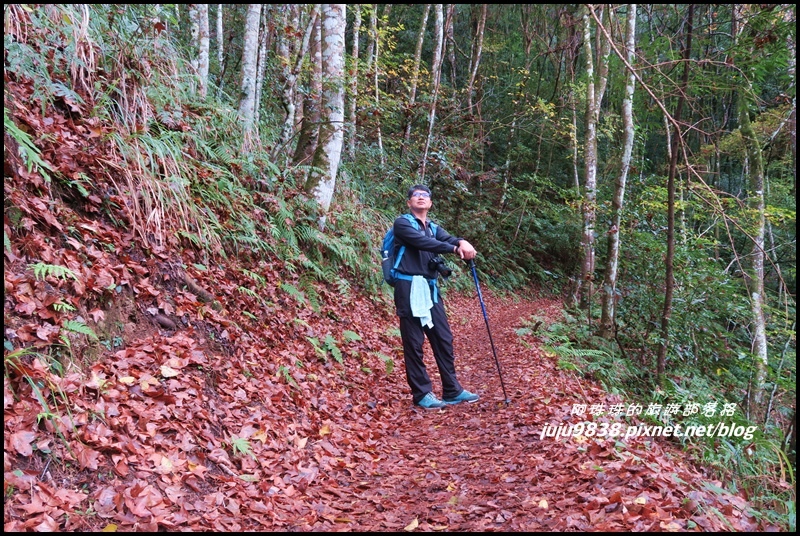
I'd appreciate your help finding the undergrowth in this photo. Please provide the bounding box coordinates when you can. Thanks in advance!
[516,310,796,530]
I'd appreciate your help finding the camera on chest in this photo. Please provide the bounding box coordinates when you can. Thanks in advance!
[428,256,452,278]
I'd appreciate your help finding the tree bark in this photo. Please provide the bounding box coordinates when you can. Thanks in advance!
[734,4,769,417]
[347,4,361,160]
[444,4,457,85]
[600,5,637,339]
[465,4,487,116]
[293,10,323,168]
[656,4,693,385]
[273,5,318,163]
[402,4,431,148]
[578,6,605,311]
[420,4,444,181]
[254,6,269,125]
[238,4,262,138]
[188,4,209,97]
[304,4,347,231]
[364,5,377,73]
[216,4,223,69]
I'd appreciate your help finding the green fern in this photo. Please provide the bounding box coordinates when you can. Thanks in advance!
[30,262,79,282]
[230,436,256,460]
[547,343,610,361]
[306,336,328,362]
[277,365,297,387]
[280,282,306,305]
[323,334,343,364]
[236,286,260,300]
[62,319,98,341]
[241,268,266,287]
[298,276,322,312]
[4,109,53,182]
[52,301,76,312]
[293,318,311,329]
[335,277,352,295]
[343,330,362,343]
[374,352,395,375]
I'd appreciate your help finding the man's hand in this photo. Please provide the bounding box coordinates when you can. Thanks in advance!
[457,240,477,260]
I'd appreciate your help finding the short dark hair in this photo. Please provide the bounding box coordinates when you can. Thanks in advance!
[407,184,431,199]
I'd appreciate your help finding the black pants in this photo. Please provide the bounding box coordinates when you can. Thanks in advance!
[399,297,463,404]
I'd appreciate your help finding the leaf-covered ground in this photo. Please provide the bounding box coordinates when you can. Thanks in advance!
[4,231,765,532]
[3,74,773,532]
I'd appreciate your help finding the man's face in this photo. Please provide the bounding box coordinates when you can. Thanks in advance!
[407,190,432,210]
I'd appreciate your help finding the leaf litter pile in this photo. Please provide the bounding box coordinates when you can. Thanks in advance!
[4,79,770,531]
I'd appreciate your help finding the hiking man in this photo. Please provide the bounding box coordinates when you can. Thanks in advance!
[391,184,481,409]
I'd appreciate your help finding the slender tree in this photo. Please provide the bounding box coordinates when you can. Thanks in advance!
[293,10,323,167]
[444,4,457,85]
[304,4,347,230]
[188,4,209,97]
[465,4,487,116]
[273,5,318,163]
[347,4,361,160]
[578,5,610,311]
[216,4,223,69]
[364,5,377,73]
[371,5,386,167]
[600,5,637,338]
[420,4,444,181]
[238,4,262,138]
[215,4,225,95]
[402,4,431,148]
[734,5,769,417]
[254,6,269,125]
[656,4,694,385]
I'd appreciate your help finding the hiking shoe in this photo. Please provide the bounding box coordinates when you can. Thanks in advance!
[415,392,447,410]
[443,390,480,405]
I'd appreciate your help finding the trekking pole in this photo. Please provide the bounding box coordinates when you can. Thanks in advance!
[467,259,510,405]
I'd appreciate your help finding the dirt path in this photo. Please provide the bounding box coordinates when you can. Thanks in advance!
[4,287,761,532]
[294,290,758,531]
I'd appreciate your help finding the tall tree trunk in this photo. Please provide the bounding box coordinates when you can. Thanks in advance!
[293,10,323,167]
[215,4,224,95]
[402,4,431,149]
[347,4,361,160]
[304,4,347,231]
[740,102,768,416]
[656,4,694,385]
[238,4,262,140]
[216,4,224,69]
[188,5,209,97]
[444,4,457,85]
[254,7,268,125]
[465,4,487,116]
[372,7,385,167]
[420,4,444,181]
[600,4,637,339]
[734,5,769,417]
[364,5,377,73]
[197,4,209,97]
[580,4,602,311]
[273,5,318,163]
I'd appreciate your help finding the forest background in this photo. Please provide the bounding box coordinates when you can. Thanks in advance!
[3,3,796,531]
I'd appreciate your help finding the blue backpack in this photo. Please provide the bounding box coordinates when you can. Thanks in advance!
[381,214,438,286]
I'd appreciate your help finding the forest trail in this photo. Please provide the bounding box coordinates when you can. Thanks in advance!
[4,277,764,532]
[270,291,760,532]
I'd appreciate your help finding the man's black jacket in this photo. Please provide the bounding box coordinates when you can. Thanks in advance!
[392,213,462,281]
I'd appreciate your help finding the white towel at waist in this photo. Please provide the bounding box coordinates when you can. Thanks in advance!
[410,275,433,328]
